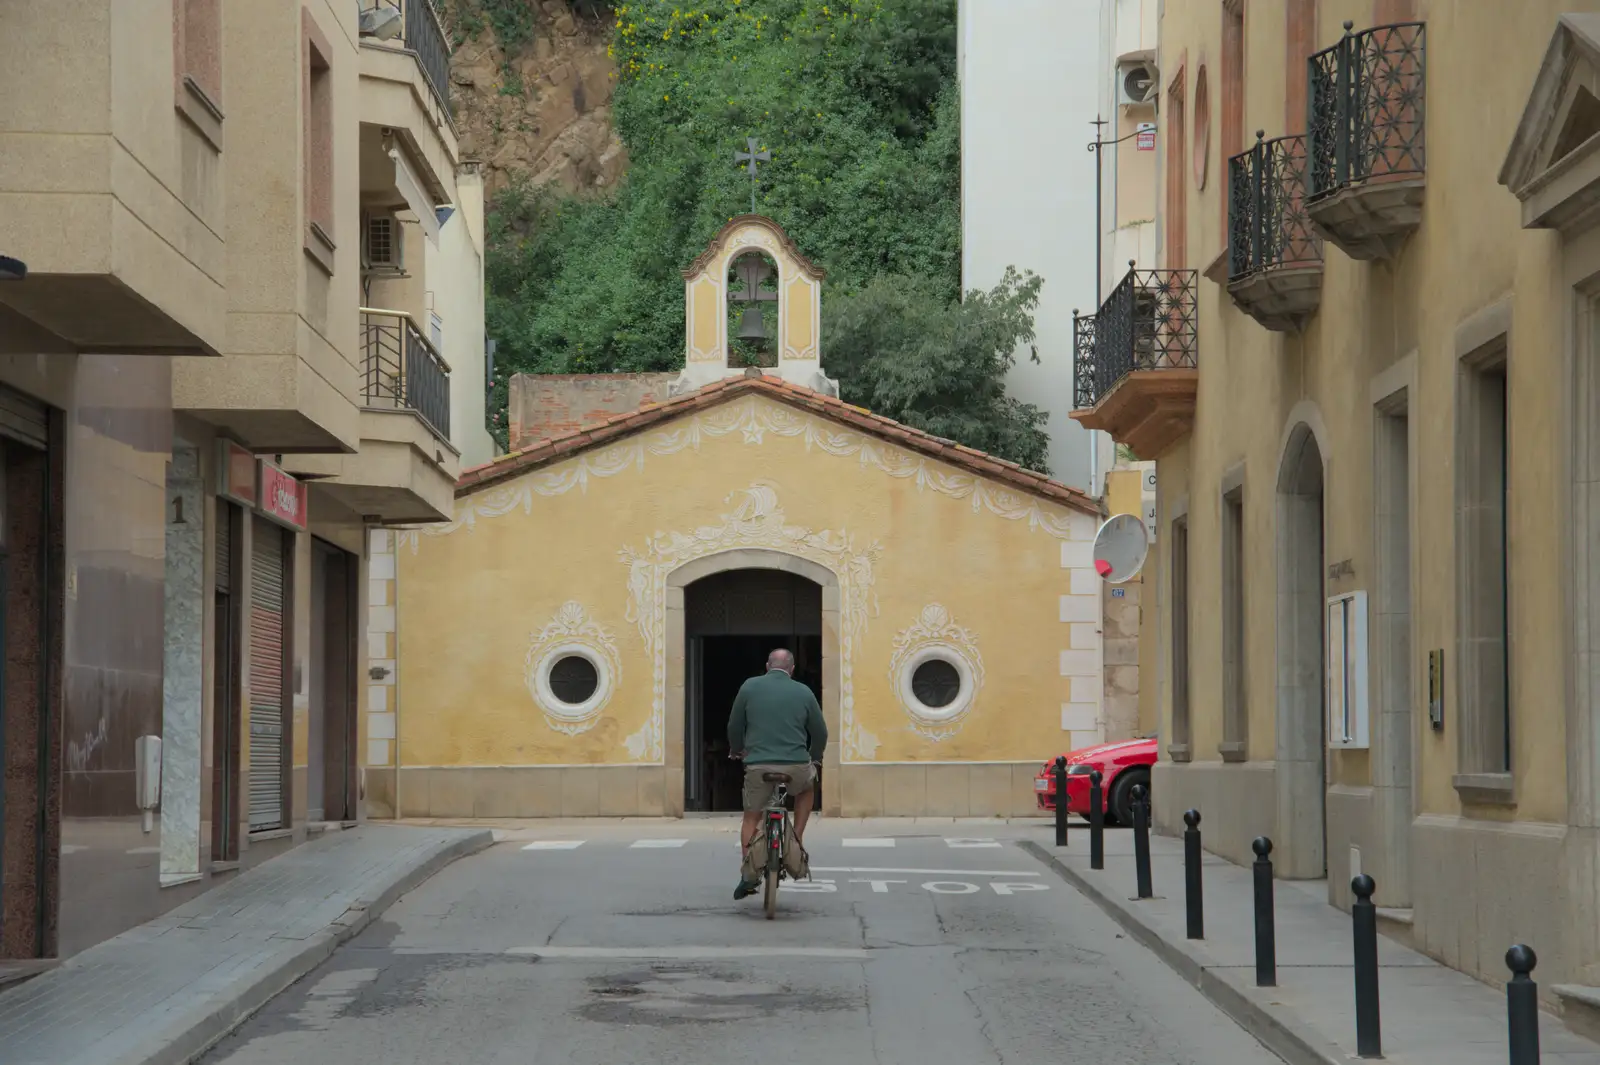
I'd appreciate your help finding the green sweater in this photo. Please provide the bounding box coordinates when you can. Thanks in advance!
[727,670,827,766]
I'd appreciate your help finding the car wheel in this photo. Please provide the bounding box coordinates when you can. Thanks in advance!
[1109,770,1149,827]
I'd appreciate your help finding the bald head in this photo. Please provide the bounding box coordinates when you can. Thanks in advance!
[766,648,795,674]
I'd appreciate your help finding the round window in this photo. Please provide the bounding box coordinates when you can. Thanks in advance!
[911,659,962,710]
[548,654,599,706]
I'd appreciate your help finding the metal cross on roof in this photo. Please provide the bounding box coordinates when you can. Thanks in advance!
[734,136,771,214]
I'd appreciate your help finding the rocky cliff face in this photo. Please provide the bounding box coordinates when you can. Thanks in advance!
[443,1,624,196]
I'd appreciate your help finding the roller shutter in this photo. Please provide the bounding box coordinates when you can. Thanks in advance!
[248,517,289,831]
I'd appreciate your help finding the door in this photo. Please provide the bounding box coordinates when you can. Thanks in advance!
[685,636,704,811]
[0,388,55,959]
[248,517,290,833]
[311,540,357,823]
[211,501,243,861]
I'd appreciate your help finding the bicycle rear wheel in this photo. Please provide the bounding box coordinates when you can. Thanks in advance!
[762,867,778,919]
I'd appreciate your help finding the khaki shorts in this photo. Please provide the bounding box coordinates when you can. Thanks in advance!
[742,763,816,811]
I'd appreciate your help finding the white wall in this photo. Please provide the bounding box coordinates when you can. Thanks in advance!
[424,167,495,469]
[959,0,1101,492]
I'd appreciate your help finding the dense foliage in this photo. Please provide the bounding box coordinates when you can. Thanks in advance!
[480,0,1049,469]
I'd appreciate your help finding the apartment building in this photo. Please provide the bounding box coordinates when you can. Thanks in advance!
[0,0,485,961]
[1071,0,1600,1021]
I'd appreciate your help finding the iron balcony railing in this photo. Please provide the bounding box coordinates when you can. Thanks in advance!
[1073,266,1199,410]
[360,308,452,440]
[366,1,453,116]
[1229,132,1323,281]
[1307,21,1426,200]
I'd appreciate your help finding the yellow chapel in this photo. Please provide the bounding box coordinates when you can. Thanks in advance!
[372,216,1111,819]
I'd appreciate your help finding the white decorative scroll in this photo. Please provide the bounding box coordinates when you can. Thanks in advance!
[887,604,986,742]
[397,396,1082,553]
[524,601,622,737]
[618,482,882,763]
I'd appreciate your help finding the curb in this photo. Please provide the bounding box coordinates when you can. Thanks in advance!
[122,828,494,1065]
[1019,839,1345,1065]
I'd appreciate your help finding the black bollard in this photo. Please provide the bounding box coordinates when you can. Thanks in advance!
[1351,874,1382,1058]
[1506,945,1540,1065]
[1182,809,1203,939]
[1053,756,1069,847]
[1088,769,1105,870]
[1252,837,1276,987]
[1131,783,1153,898]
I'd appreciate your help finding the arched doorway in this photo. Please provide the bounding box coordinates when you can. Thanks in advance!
[1276,420,1328,878]
[682,568,823,812]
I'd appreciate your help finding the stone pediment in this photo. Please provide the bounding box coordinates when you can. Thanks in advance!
[1499,14,1600,234]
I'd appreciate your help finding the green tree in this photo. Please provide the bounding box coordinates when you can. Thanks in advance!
[825,267,1050,471]
[476,0,1048,469]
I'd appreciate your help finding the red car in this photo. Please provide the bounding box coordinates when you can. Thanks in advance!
[1034,736,1156,826]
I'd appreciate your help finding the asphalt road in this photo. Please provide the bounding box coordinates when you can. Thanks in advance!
[199,819,1285,1065]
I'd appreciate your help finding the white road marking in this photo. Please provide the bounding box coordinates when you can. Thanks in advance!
[991,882,1050,895]
[922,881,981,894]
[849,878,907,893]
[812,866,1040,878]
[125,846,161,855]
[945,838,1001,849]
[783,879,838,893]
[505,945,869,959]
[629,839,688,848]
[842,838,896,848]
[522,840,586,851]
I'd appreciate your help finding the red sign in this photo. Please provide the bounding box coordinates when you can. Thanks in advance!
[218,440,256,506]
[1136,125,1156,151]
[257,459,308,531]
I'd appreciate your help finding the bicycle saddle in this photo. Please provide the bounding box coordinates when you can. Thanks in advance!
[761,772,792,783]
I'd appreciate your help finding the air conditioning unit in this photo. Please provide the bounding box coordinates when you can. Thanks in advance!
[1117,61,1159,107]
[361,212,404,275]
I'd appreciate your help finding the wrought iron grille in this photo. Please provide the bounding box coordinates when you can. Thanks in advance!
[404,0,453,116]
[1229,133,1323,280]
[1075,267,1199,410]
[1308,21,1425,199]
[361,309,453,440]
[1073,311,1098,410]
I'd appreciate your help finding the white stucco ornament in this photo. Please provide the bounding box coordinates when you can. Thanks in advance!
[404,396,1089,551]
[524,601,621,736]
[619,480,883,763]
[888,604,985,741]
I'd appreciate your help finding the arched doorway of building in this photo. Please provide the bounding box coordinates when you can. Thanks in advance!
[683,569,823,813]
[1276,421,1329,878]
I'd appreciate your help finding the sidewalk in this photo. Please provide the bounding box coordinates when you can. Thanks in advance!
[0,823,492,1065]
[1022,833,1600,1065]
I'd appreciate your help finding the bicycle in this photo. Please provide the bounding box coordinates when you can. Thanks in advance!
[756,770,796,920]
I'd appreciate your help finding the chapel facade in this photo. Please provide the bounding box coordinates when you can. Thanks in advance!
[372,217,1111,819]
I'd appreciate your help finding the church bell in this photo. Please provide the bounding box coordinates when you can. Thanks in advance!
[736,304,767,344]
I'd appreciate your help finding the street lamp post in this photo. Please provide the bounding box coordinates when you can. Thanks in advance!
[1087,116,1150,306]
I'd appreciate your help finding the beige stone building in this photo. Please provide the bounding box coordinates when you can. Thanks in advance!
[0,0,485,962]
[1072,0,1600,1023]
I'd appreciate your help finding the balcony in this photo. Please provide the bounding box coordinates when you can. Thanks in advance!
[1306,21,1426,261]
[285,309,458,523]
[1069,266,1199,460]
[359,1,457,241]
[1227,132,1324,332]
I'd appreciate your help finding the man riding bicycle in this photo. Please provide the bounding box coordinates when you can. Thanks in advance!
[727,648,827,900]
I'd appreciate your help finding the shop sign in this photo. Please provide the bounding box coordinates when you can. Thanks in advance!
[217,440,256,506]
[257,459,308,531]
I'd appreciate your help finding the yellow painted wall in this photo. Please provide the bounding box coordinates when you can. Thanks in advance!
[1153,0,1570,823]
[397,394,1099,768]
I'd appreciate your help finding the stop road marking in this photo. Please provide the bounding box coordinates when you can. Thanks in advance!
[778,878,1051,897]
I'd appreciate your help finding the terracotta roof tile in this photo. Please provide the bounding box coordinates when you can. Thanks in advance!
[460,374,1101,516]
